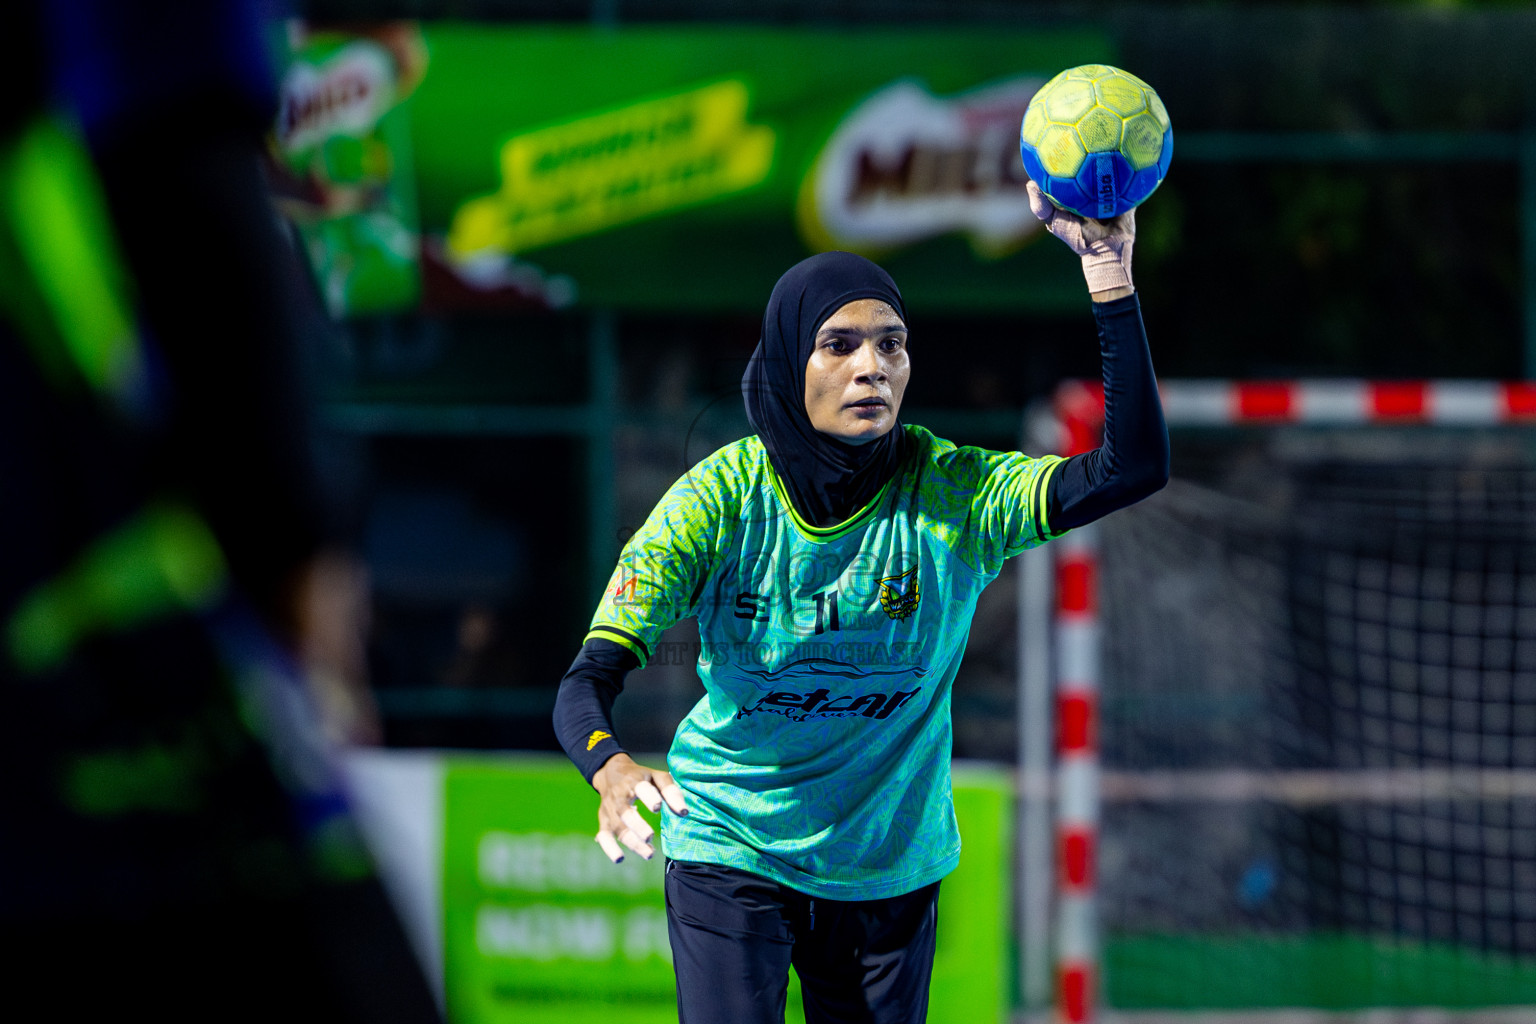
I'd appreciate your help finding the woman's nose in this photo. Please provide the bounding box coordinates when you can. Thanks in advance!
[851,341,886,380]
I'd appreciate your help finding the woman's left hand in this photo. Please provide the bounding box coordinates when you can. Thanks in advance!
[591,752,689,863]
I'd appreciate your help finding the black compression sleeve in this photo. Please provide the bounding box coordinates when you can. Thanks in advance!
[1047,294,1170,532]
[553,638,639,784]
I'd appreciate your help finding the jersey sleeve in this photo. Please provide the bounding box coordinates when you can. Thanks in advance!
[585,457,733,665]
[918,432,1067,577]
[969,449,1068,569]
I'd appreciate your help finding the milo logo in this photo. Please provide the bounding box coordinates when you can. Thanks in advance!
[277,41,396,154]
[800,77,1047,256]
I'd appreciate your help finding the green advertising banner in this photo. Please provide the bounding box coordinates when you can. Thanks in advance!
[272,24,426,317]
[441,754,1013,1024]
[406,25,1115,313]
[442,757,673,1024]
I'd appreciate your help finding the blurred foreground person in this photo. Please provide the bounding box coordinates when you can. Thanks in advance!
[0,2,437,1019]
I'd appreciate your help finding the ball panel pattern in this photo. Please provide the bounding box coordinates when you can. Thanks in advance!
[1043,76,1096,123]
[1075,107,1124,154]
[1121,112,1165,170]
[1036,123,1087,179]
[1093,74,1146,117]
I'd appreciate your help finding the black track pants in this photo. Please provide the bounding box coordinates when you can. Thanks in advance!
[665,858,940,1024]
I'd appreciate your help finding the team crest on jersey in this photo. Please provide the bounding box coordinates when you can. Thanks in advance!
[878,565,920,620]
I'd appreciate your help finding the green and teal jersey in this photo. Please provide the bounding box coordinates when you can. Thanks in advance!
[587,424,1065,900]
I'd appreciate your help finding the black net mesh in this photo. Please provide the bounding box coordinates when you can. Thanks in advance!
[1097,427,1536,958]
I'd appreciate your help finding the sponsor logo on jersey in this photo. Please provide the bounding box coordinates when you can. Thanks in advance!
[734,655,927,692]
[878,565,920,620]
[736,685,923,722]
[733,589,771,621]
[586,730,613,751]
[612,572,639,604]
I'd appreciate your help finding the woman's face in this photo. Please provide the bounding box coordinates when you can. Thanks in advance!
[803,298,910,444]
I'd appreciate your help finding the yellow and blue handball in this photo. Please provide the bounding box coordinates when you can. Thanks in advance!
[1019,64,1172,220]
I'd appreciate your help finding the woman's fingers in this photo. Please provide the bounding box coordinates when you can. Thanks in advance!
[619,805,655,858]
[634,779,663,813]
[597,806,651,861]
[640,773,689,816]
[593,764,688,864]
[595,829,626,864]
[657,778,689,816]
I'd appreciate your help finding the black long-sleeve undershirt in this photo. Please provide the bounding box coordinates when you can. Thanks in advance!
[1047,293,1170,530]
[554,293,1169,782]
[554,637,641,783]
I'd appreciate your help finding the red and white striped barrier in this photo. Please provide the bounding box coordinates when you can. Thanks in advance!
[1042,379,1536,1024]
[1157,379,1536,426]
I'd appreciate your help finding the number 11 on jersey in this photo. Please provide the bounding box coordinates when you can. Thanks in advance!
[812,589,840,634]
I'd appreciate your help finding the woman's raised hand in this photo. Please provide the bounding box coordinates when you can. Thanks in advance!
[1027,179,1136,300]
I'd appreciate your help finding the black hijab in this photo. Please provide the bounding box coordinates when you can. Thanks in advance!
[742,251,908,528]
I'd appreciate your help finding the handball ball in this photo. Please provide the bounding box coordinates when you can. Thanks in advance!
[1019,64,1172,220]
